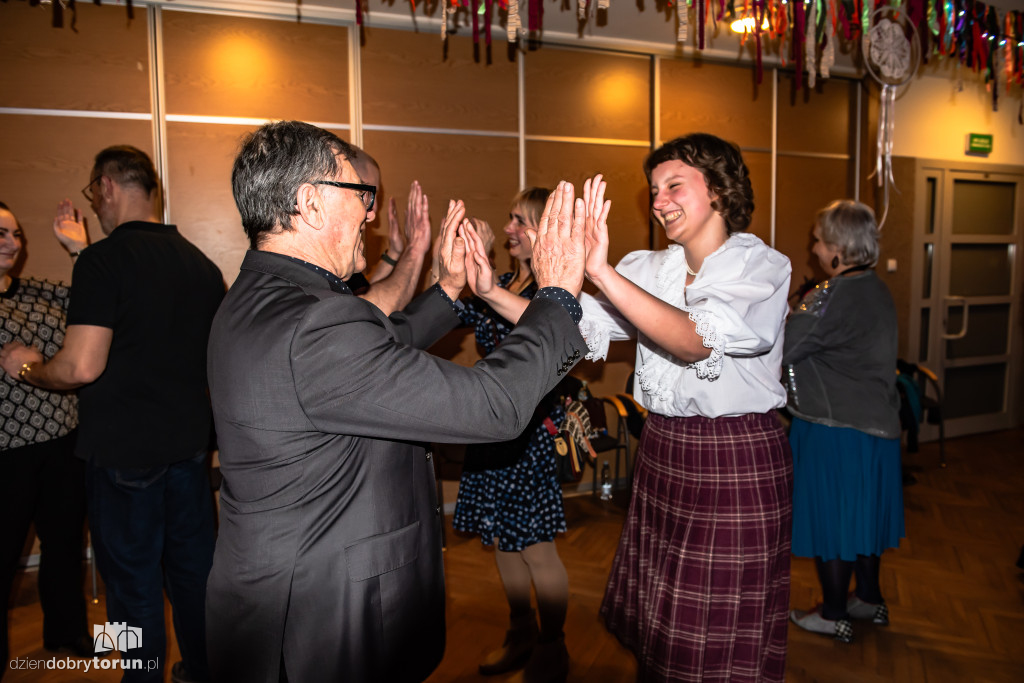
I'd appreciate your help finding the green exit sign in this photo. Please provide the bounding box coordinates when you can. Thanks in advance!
[966,133,993,154]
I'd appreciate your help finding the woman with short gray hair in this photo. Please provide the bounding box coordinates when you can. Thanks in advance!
[815,199,881,268]
[784,199,905,643]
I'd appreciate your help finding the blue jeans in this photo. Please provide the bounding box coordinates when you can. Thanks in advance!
[87,452,215,683]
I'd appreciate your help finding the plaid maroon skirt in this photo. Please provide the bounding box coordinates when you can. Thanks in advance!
[601,412,793,682]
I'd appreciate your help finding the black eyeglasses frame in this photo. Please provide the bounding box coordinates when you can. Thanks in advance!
[311,181,376,210]
[81,176,103,202]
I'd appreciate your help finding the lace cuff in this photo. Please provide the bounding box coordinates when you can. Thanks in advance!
[578,317,610,361]
[685,306,724,380]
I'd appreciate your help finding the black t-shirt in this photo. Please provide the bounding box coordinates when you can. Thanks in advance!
[67,221,225,467]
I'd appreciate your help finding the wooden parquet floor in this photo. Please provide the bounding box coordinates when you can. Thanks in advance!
[6,429,1023,682]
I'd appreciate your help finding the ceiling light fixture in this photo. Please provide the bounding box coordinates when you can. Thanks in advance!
[730,16,770,34]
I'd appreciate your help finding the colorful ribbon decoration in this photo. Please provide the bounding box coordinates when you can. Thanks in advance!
[33,0,1024,103]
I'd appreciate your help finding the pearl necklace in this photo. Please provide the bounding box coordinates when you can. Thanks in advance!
[682,256,697,277]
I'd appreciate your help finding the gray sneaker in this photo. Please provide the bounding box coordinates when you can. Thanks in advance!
[790,608,854,643]
[847,595,889,625]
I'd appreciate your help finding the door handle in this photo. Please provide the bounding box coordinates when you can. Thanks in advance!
[942,296,969,339]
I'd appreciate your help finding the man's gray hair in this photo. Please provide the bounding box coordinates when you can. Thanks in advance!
[232,120,354,249]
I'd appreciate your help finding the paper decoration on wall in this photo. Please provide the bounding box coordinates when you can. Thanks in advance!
[23,0,1024,108]
[863,6,920,230]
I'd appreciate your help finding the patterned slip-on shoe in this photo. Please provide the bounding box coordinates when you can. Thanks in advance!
[847,595,890,625]
[790,608,854,643]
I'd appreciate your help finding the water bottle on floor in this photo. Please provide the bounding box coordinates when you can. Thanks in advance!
[600,461,612,500]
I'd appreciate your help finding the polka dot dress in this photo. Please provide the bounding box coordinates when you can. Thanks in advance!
[452,273,568,552]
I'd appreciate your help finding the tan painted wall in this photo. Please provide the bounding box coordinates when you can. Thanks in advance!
[892,66,1024,166]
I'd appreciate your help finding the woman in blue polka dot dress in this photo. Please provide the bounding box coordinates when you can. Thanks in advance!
[452,187,571,683]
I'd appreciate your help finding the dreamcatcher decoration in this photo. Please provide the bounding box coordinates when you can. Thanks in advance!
[862,7,920,230]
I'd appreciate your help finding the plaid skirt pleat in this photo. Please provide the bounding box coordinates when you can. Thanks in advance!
[600,412,793,683]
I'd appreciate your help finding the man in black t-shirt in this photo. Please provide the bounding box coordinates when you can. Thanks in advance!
[0,146,223,683]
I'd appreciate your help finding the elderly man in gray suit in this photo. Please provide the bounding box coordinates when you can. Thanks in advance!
[205,120,588,683]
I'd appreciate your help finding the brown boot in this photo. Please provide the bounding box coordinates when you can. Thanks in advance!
[508,634,569,683]
[478,610,540,675]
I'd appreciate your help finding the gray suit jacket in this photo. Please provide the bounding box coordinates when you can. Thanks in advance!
[206,251,585,683]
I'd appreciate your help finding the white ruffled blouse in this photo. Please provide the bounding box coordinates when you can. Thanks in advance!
[579,232,792,418]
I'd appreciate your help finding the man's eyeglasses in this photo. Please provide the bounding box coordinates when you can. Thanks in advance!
[81,176,102,202]
[312,181,376,210]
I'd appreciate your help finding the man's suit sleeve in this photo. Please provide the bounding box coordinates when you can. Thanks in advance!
[291,296,585,444]
[384,287,462,351]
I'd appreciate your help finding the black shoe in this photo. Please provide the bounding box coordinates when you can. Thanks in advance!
[45,634,102,658]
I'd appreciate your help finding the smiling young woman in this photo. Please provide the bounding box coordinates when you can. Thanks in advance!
[577,133,794,683]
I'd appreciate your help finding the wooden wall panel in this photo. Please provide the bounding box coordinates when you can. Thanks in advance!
[361,28,517,132]
[361,129,518,371]
[778,77,857,156]
[162,11,349,122]
[525,141,650,269]
[860,87,914,358]
[873,157,916,360]
[0,114,153,283]
[525,141,647,399]
[164,122,269,284]
[0,3,150,112]
[745,151,773,245]
[362,130,518,272]
[524,48,650,141]
[659,59,771,150]
[775,156,853,295]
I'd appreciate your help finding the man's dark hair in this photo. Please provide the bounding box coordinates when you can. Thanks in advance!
[93,145,160,196]
[643,133,754,235]
[232,120,354,249]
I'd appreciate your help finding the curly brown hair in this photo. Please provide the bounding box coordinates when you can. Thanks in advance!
[643,133,754,235]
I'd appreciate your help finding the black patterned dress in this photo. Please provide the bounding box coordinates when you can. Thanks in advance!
[451,273,567,552]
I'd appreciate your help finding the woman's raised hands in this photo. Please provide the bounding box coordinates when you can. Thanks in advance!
[582,174,612,284]
[461,217,497,297]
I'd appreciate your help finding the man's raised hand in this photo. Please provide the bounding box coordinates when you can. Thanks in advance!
[527,182,586,298]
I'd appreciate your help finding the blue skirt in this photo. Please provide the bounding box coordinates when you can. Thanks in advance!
[790,417,905,561]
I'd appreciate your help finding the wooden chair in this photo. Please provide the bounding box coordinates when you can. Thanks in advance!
[587,393,646,495]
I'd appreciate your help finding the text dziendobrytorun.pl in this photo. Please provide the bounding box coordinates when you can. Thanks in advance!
[8,656,159,673]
